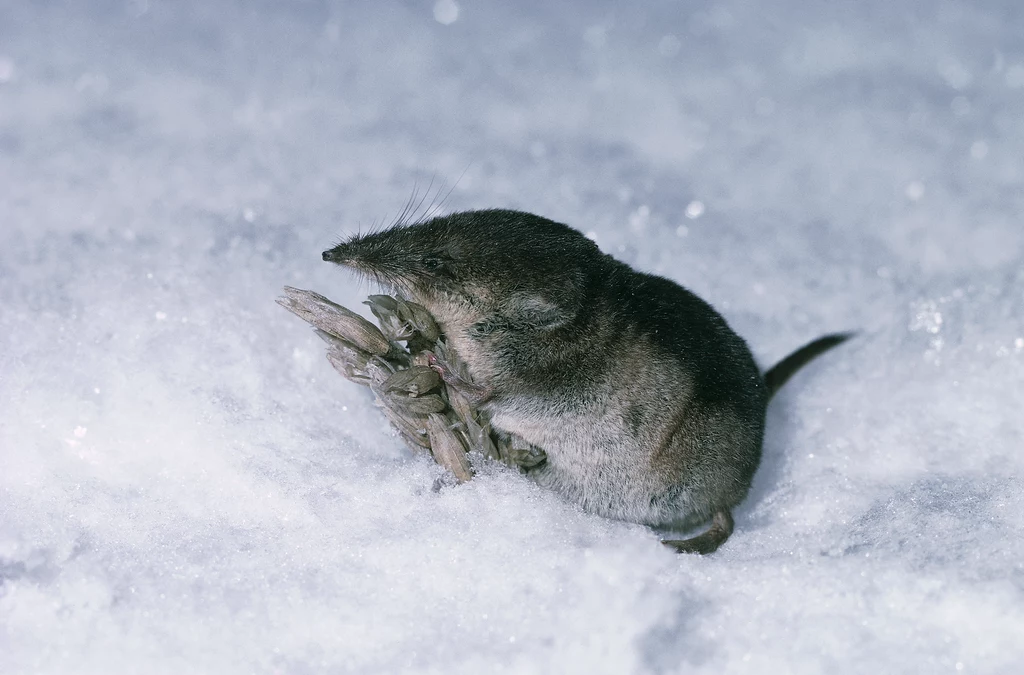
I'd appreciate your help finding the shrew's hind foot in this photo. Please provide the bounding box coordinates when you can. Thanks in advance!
[662,510,734,555]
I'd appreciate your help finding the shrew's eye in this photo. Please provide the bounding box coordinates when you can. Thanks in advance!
[423,257,453,276]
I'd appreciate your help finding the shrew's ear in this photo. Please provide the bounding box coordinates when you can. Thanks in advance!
[509,293,575,330]
[504,267,586,330]
[469,294,571,337]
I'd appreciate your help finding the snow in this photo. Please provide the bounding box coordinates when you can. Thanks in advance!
[2,0,1023,672]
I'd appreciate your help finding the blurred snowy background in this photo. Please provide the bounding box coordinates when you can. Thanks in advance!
[1,0,1023,672]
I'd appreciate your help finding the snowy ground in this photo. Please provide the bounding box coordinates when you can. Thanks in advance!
[2,0,1023,672]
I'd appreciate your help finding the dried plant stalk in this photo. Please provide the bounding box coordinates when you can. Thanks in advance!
[277,286,546,481]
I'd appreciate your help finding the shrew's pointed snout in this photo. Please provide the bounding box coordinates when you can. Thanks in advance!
[322,246,345,263]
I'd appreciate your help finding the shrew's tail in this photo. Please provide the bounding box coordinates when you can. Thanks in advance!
[764,332,854,399]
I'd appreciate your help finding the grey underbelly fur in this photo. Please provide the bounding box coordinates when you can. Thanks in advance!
[491,407,702,526]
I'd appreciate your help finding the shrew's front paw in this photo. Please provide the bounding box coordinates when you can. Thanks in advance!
[426,351,493,407]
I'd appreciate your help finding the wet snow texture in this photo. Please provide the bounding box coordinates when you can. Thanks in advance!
[2,1,1023,673]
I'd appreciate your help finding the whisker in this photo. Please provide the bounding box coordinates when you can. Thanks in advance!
[390,181,419,230]
[420,165,468,223]
[406,173,436,227]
